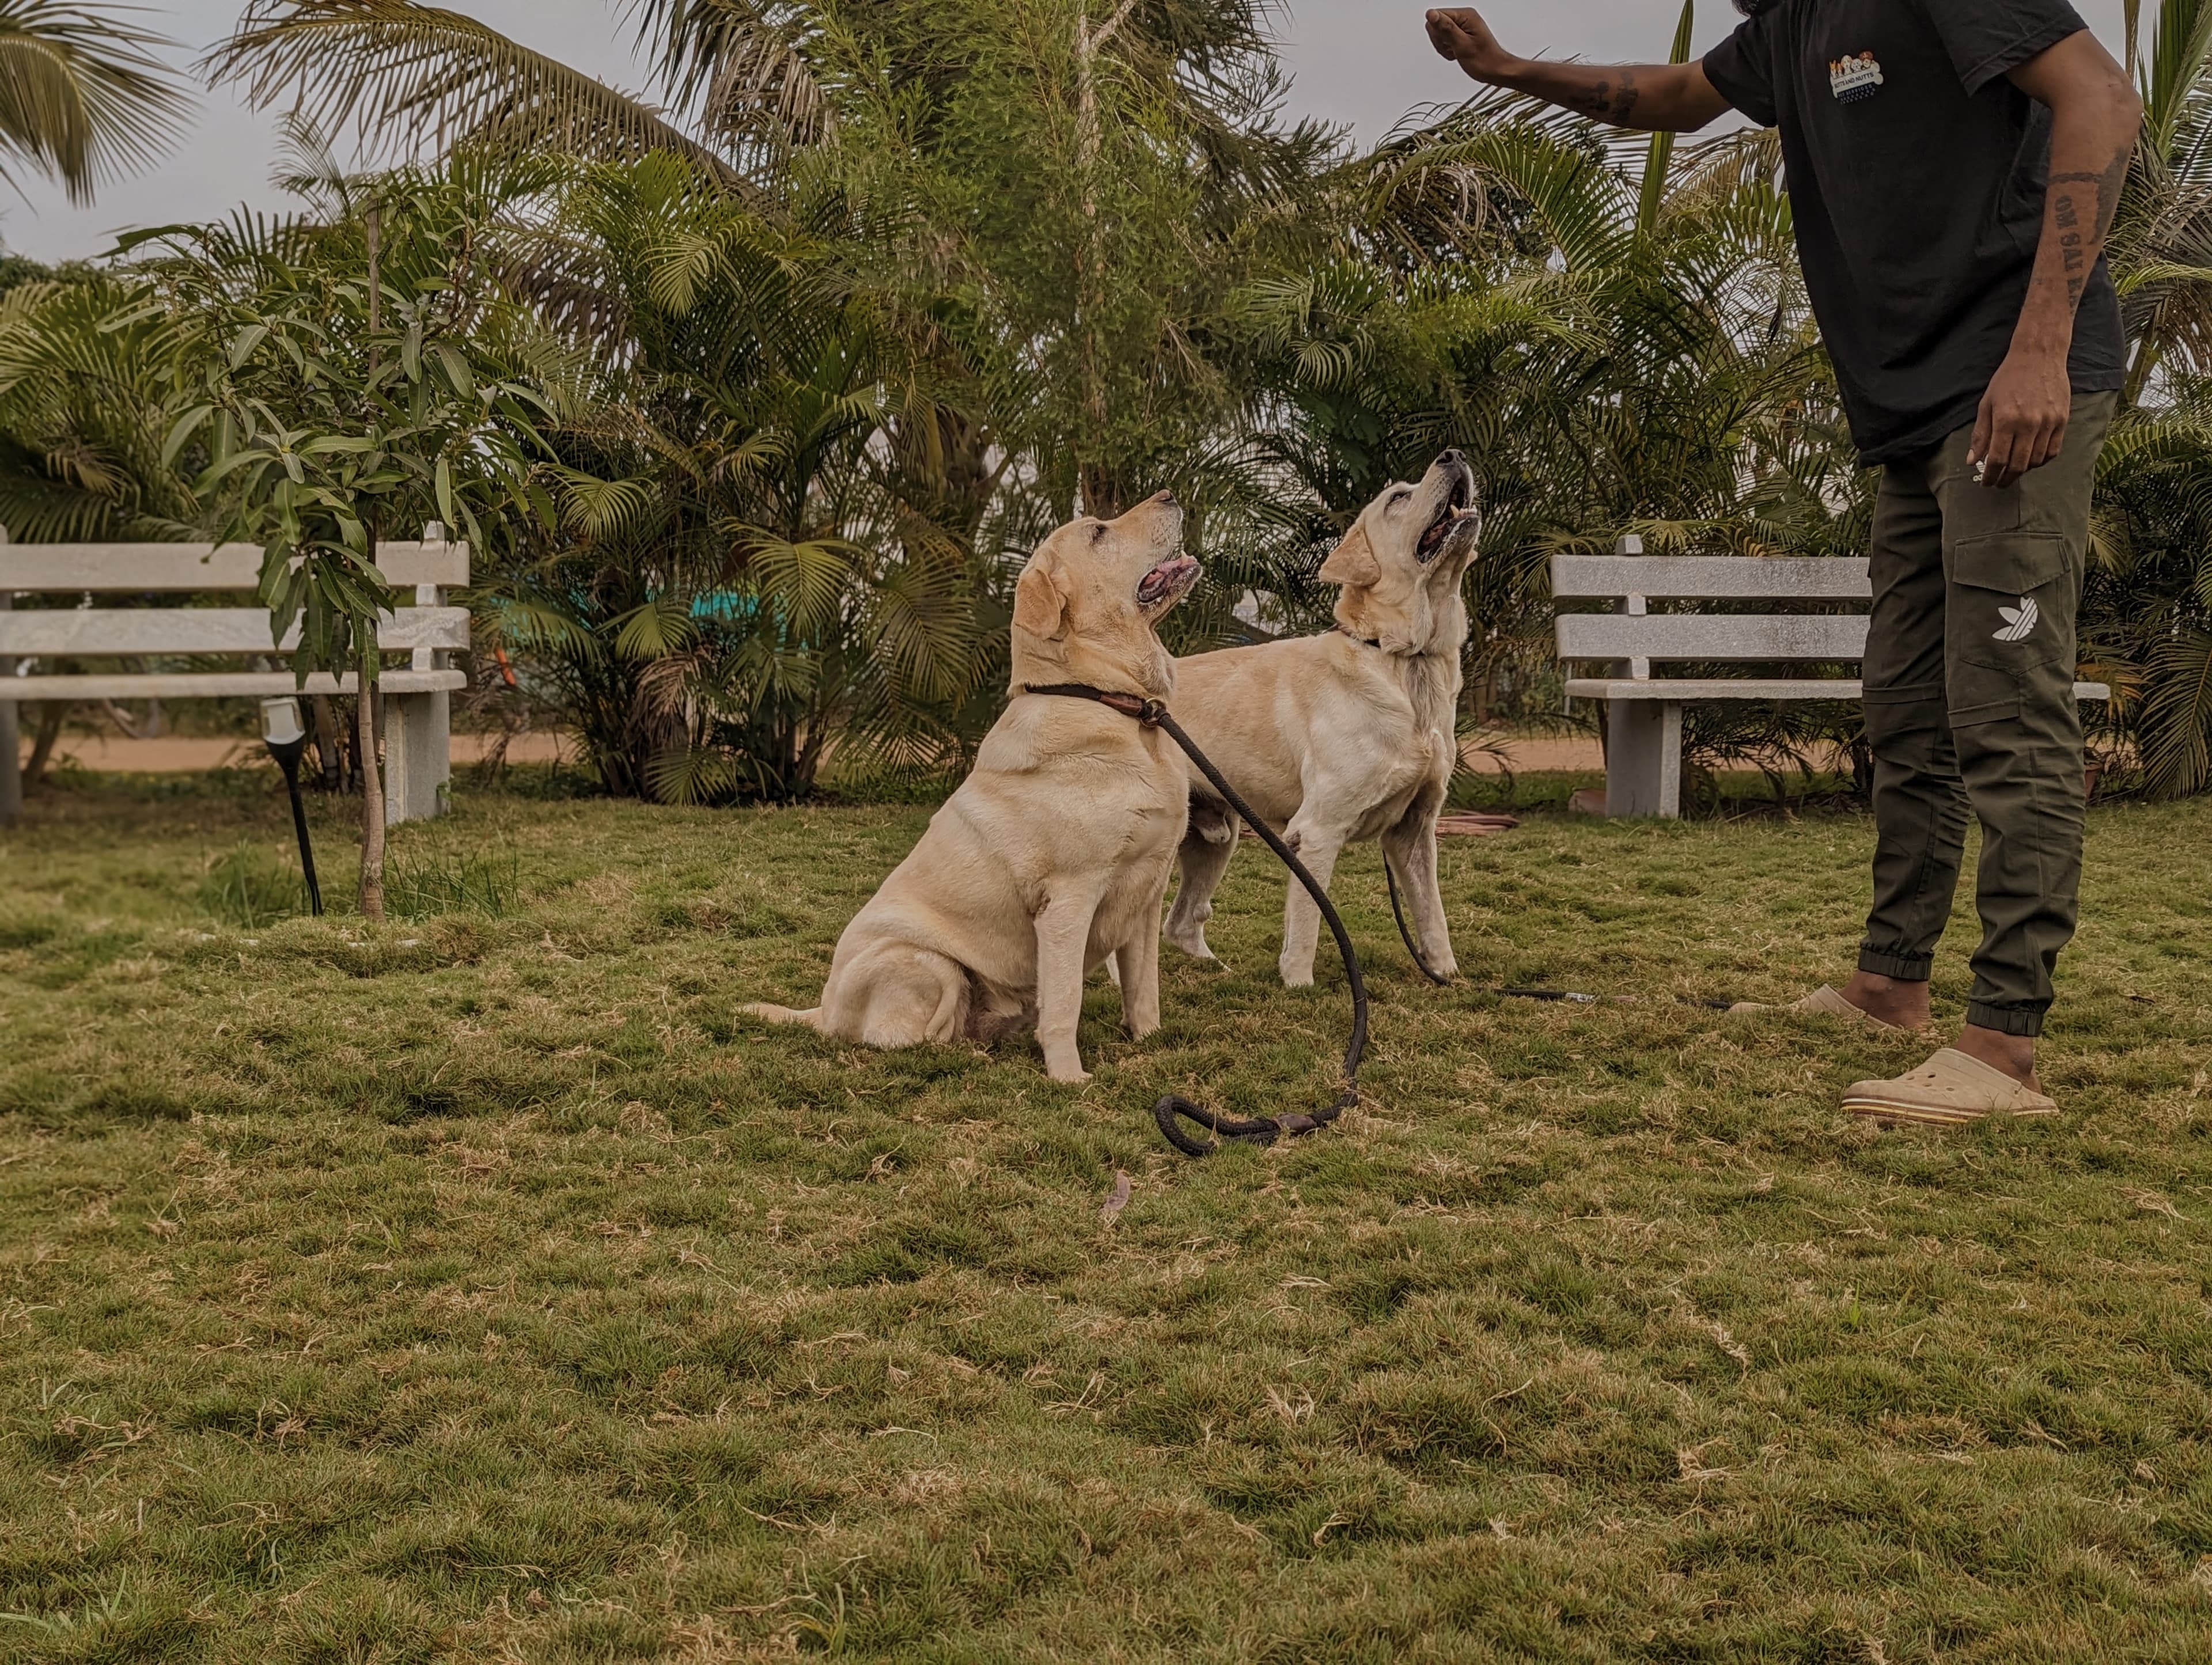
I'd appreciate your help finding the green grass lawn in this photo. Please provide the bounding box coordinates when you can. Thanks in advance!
[3,772,2211,1663]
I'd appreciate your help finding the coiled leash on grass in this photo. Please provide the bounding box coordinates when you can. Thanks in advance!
[1025,684,1368,1159]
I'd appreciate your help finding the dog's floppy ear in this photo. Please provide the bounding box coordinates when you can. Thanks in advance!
[1013,556,1070,640]
[1319,524,1381,590]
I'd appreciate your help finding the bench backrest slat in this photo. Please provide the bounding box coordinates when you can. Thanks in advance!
[1552,554,1871,601]
[0,539,470,593]
[0,606,469,658]
[1557,612,1869,664]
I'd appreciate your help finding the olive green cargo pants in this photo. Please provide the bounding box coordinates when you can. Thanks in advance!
[1858,391,2116,1039]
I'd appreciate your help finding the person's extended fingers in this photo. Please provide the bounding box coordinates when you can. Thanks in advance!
[2035,411,2071,473]
[1980,412,2014,486]
[1968,397,1996,474]
[1988,414,2031,488]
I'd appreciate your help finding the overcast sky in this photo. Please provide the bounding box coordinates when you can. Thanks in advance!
[1,0,2135,262]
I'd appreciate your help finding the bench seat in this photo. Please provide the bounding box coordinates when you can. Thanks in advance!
[1,668,468,701]
[1567,677,2112,703]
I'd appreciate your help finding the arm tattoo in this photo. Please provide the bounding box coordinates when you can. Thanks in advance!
[2043,151,2129,316]
[1608,71,1641,122]
[1570,70,1642,123]
[2049,151,2130,239]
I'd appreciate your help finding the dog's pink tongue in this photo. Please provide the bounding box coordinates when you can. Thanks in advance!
[1139,556,1198,604]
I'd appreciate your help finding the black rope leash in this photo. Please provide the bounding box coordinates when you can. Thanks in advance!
[1025,684,1366,1158]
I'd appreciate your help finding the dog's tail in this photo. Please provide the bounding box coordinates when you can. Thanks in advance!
[740,1003,825,1030]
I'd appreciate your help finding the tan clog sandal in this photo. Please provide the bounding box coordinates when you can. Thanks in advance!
[1729,984,1905,1030]
[1842,1048,2059,1127]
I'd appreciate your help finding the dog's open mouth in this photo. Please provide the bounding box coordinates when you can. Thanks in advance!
[1137,555,1200,609]
[1416,470,1480,564]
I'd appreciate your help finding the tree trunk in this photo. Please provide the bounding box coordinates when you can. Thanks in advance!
[357,649,386,919]
[357,201,388,917]
[24,701,68,788]
[1073,2,1137,520]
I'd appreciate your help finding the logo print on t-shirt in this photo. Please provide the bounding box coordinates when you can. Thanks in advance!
[1830,52,1885,103]
[1993,597,2040,643]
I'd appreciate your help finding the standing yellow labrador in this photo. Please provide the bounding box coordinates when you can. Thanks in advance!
[744,492,1199,1082]
[1165,452,1481,985]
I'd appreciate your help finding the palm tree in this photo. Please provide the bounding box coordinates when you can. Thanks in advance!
[2083,0,2212,795]
[0,0,188,206]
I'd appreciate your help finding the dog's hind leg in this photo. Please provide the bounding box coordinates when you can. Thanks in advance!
[816,942,973,1051]
[1164,794,1238,960]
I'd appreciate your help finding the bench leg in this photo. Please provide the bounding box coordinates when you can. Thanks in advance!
[382,691,451,826]
[0,699,18,826]
[1605,699,1683,818]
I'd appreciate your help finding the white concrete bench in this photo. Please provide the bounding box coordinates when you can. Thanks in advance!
[1,528,468,826]
[1554,544,2110,818]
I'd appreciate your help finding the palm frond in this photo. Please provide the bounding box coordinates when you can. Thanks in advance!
[202,0,749,194]
[0,0,190,204]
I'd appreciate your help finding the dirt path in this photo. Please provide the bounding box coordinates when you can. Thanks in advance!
[1460,733,1604,774]
[18,731,574,773]
[24,729,1596,777]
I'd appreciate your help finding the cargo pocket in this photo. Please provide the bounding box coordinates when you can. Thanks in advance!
[1950,531,2074,677]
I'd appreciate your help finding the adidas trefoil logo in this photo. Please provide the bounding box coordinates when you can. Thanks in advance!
[1993,597,2040,643]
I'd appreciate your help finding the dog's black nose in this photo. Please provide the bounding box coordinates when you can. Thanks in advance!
[1439,449,1465,467]
[1152,489,1180,509]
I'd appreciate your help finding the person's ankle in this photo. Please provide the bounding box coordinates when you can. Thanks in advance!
[1955,1025,2039,1091]
[1840,970,1931,1027]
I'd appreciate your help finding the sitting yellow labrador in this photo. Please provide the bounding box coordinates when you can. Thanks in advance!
[744,492,1199,1082]
[1165,452,1481,986]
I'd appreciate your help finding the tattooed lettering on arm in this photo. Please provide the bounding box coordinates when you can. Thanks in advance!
[2049,151,2130,240]
[2044,151,2129,312]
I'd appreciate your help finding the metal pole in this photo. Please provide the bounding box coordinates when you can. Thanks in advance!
[267,737,323,915]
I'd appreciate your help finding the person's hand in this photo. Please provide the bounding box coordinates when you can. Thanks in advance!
[1426,8,1512,82]
[1969,347,2071,488]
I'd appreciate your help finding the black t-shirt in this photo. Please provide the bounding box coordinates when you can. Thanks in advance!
[1703,0,2127,464]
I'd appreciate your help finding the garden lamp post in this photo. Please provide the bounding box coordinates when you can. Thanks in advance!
[260,695,323,916]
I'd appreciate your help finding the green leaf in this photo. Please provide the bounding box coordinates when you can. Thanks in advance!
[226,323,270,369]
[160,404,215,468]
[431,342,475,399]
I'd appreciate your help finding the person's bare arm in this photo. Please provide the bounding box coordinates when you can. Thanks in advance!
[1971,32,2143,487]
[1425,7,1730,132]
